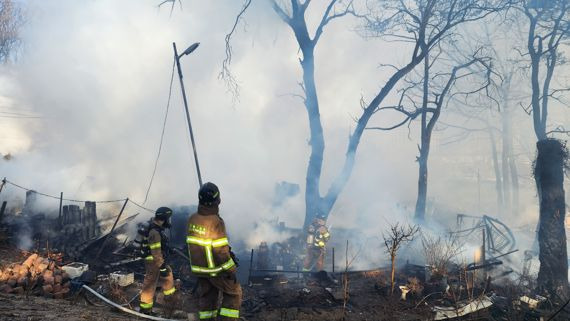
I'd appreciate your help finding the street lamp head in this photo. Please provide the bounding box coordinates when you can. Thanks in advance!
[181,42,200,57]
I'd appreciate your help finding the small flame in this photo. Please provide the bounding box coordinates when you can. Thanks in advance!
[474,248,482,263]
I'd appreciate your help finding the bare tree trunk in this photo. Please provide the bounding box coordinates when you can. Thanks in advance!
[501,112,511,216]
[414,52,430,221]
[300,48,326,229]
[489,130,504,214]
[390,254,396,294]
[509,153,519,216]
[535,139,569,299]
[415,150,429,221]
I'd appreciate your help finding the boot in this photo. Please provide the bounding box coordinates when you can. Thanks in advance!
[139,306,154,316]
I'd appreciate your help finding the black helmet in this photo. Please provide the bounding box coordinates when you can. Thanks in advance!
[315,209,327,220]
[199,182,220,206]
[155,207,173,227]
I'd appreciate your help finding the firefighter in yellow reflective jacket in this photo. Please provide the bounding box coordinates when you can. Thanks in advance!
[187,182,242,320]
[137,207,177,315]
[303,213,330,272]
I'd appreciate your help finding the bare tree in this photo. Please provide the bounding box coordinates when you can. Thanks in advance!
[383,223,419,294]
[517,0,570,299]
[269,0,508,228]
[0,0,23,63]
[443,20,527,218]
[368,41,495,221]
[421,232,463,280]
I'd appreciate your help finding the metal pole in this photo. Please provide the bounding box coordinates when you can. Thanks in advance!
[95,198,129,260]
[0,201,6,222]
[173,42,203,187]
[58,192,63,228]
[0,178,6,195]
[332,247,334,273]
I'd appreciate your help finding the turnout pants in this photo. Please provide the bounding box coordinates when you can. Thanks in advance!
[198,274,242,320]
[303,247,325,271]
[139,262,176,312]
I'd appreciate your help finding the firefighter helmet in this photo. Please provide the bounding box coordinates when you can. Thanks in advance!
[155,207,173,228]
[198,182,220,206]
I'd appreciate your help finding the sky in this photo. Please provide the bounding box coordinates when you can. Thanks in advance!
[0,0,568,263]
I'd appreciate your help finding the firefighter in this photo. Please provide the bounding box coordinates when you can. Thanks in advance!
[187,182,242,320]
[136,207,177,315]
[303,213,330,272]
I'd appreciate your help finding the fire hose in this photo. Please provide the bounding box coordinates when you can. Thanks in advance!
[81,285,184,321]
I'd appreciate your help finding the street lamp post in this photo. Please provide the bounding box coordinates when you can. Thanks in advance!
[173,41,203,187]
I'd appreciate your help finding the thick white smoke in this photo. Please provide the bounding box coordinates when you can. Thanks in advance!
[0,1,568,269]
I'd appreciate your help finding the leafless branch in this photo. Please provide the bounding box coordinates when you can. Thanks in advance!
[219,0,252,106]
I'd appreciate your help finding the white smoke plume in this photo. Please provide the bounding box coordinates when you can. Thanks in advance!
[0,1,568,268]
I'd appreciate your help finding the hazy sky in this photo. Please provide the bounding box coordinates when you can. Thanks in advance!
[0,0,568,249]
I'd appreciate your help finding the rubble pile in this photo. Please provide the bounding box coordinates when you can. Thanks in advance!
[0,253,71,299]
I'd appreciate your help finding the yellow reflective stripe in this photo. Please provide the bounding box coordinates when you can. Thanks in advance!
[323,232,330,237]
[199,310,218,319]
[163,287,176,296]
[221,258,235,270]
[140,302,153,309]
[219,307,239,318]
[205,246,215,268]
[189,224,206,235]
[149,242,161,249]
[186,236,230,247]
[145,255,154,261]
[212,237,229,247]
[186,236,212,246]
[191,265,223,274]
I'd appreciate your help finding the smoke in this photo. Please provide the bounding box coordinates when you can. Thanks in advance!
[0,0,568,264]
